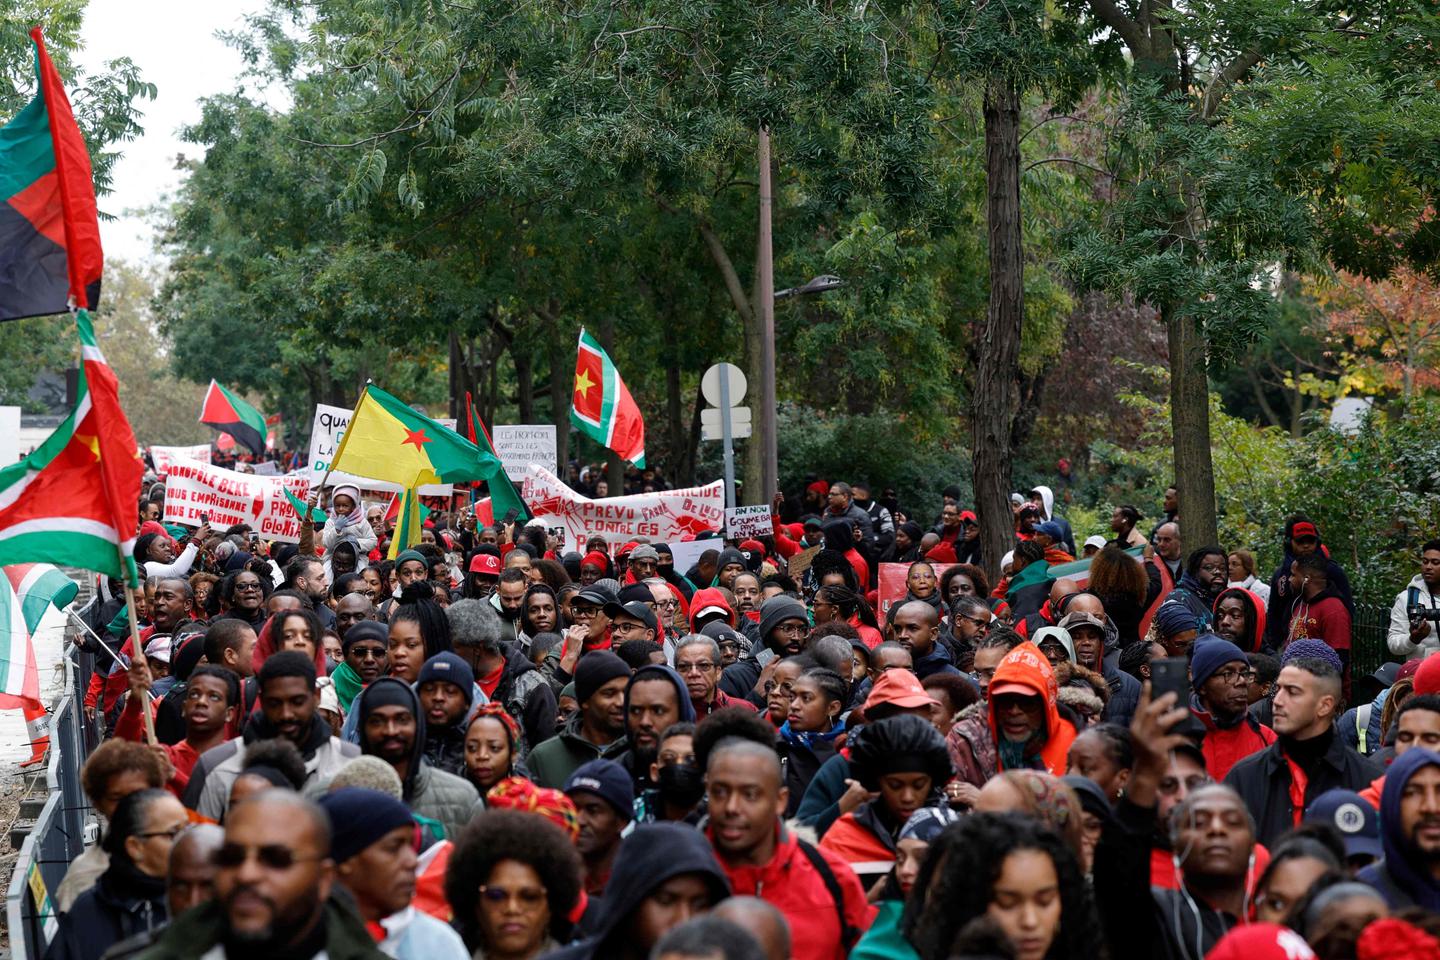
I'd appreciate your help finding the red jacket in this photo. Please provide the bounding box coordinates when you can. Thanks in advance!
[1195,707,1277,782]
[693,689,759,720]
[710,823,875,960]
[113,695,209,797]
[819,810,895,876]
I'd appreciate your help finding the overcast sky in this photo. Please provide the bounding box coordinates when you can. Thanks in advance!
[80,0,268,264]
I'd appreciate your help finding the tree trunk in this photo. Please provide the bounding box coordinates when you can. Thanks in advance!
[1166,307,1219,547]
[685,378,704,486]
[971,77,1026,583]
[549,330,570,475]
[666,361,684,482]
[514,344,534,423]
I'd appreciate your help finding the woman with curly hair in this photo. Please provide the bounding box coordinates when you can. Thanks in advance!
[903,812,1104,960]
[821,714,954,890]
[1088,545,1155,647]
[446,809,583,960]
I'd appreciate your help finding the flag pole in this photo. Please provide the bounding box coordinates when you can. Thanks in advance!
[119,579,157,746]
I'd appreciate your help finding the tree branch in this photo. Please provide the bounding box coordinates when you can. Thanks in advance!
[1085,0,1145,55]
[1201,50,1263,120]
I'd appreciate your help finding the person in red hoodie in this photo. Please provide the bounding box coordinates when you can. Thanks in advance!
[1189,636,1276,781]
[703,729,874,959]
[114,661,237,797]
[1214,586,1268,654]
[1287,553,1354,696]
[950,641,1078,787]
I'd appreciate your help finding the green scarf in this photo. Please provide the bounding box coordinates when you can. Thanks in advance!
[331,660,365,713]
[997,728,1048,772]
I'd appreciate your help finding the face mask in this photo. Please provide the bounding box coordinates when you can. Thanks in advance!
[657,762,705,808]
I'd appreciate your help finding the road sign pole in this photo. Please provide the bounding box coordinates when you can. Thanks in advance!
[719,368,736,511]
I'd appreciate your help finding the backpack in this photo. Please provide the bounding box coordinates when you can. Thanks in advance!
[795,838,861,950]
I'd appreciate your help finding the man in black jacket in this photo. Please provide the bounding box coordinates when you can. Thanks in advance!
[1224,655,1381,846]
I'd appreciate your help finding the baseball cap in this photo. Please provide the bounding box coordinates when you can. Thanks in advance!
[468,553,501,576]
[1084,535,1108,550]
[1291,521,1319,540]
[1370,662,1401,687]
[144,634,173,664]
[575,583,618,607]
[864,670,939,713]
[603,600,658,634]
[1035,520,1064,540]
[1305,789,1383,861]
[1056,611,1106,635]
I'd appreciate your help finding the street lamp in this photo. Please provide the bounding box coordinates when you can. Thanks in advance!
[774,275,845,301]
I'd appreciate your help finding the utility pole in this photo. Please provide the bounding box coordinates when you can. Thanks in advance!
[756,125,777,505]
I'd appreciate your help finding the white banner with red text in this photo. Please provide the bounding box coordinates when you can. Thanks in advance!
[520,466,723,552]
[162,456,311,543]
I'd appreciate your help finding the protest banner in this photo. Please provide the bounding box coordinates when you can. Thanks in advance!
[492,425,558,480]
[162,456,311,543]
[725,504,772,540]
[876,561,956,620]
[521,465,723,551]
[149,444,212,475]
[307,403,455,496]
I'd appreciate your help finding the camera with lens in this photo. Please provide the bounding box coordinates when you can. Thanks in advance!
[1409,604,1440,622]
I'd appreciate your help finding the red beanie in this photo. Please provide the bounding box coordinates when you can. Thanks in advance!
[1358,918,1440,960]
[739,539,767,558]
[582,550,609,570]
[1414,654,1440,697]
[806,480,829,497]
[1208,924,1316,960]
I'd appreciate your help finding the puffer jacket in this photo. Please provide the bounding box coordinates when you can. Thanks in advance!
[493,646,557,756]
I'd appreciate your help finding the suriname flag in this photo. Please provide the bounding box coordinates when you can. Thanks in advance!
[0,310,144,585]
[0,28,104,322]
[571,329,646,468]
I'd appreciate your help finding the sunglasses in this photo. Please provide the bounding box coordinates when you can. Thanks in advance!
[479,885,547,908]
[214,843,325,870]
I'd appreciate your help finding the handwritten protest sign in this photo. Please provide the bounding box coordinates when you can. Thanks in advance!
[725,504,772,540]
[307,403,455,496]
[492,425,558,480]
[150,444,211,475]
[521,466,723,552]
[163,456,311,543]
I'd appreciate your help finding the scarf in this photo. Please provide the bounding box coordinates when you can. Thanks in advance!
[330,660,365,713]
[478,661,505,699]
[998,727,1049,772]
[778,716,847,750]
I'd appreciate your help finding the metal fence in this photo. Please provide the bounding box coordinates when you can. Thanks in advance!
[6,641,95,960]
[1352,600,1396,681]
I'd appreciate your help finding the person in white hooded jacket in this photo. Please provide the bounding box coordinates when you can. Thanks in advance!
[1388,539,1440,659]
[1027,485,1076,556]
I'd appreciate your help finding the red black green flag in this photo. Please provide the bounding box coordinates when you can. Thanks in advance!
[0,28,103,321]
[199,380,268,456]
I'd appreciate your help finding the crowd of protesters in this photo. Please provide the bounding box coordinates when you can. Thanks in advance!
[46,464,1440,960]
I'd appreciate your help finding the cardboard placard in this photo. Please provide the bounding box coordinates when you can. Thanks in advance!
[162,456,311,543]
[492,425,558,480]
[725,504,772,540]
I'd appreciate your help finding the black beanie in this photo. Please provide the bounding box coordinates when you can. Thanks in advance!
[574,651,630,704]
[342,619,388,654]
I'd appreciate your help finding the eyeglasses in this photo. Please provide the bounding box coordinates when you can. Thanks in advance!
[656,599,679,611]
[235,582,263,592]
[763,680,797,696]
[214,843,326,870]
[677,662,716,674]
[956,614,989,629]
[571,605,599,619]
[1157,774,1210,796]
[136,825,187,841]
[479,885,547,908]
[1211,667,1253,686]
[773,622,808,638]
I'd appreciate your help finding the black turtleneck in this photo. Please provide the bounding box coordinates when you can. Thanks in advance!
[1279,724,1334,774]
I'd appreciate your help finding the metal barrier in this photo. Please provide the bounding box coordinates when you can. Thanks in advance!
[1352,600,1398,681]
[6,643,95,960]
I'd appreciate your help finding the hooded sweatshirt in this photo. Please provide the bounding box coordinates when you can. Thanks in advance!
[1359,747,1440,910]
[1264,530,1355,651]
[984,641,1077,777]
[356,677,480,839]
[618,665,697,792]
[1029,486,1075,555]
[543,823,732,960]
[1389,573,1440,659]
[1213,587,1268,654]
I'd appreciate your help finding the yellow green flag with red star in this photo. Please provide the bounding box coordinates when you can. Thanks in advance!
[328,385,505,489]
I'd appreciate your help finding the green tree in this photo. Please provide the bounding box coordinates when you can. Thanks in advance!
[1061,0,1440,546]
